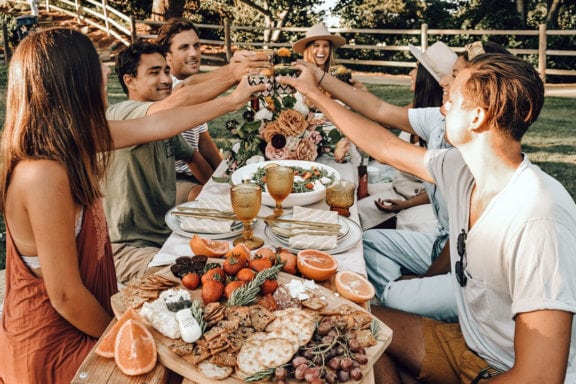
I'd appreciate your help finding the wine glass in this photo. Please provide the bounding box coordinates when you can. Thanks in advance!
[265,165,294,217]
[230,183,264,249]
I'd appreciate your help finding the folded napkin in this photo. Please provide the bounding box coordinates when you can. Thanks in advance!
[288,206,338,250]
[179,199,234,234]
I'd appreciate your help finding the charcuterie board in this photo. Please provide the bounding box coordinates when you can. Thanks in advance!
[110,264,392,384]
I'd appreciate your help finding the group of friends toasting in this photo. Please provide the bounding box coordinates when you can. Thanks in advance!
[0,15,575,384]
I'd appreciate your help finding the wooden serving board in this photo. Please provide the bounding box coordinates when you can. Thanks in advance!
[110,264,393,384]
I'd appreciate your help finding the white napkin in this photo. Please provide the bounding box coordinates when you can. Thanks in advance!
[288,206,338,250]
[179,199,234,234]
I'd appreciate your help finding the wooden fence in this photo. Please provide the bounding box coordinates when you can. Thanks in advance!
[3,0,576,82]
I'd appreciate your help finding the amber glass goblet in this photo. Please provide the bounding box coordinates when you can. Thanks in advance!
[325,180,356,217]
[230,183,264,249]
[265,165,294,217]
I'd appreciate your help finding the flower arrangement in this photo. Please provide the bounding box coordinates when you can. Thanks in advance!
[224,88,345,174]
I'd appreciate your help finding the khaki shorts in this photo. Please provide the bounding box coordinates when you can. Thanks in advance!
[176,178,202,205]
[112,243,161,285]
[418,317,499,384]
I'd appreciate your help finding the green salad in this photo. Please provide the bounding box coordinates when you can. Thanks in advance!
[252,165,336,193]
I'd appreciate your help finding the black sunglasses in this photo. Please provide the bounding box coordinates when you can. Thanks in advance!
[455,229,467,287]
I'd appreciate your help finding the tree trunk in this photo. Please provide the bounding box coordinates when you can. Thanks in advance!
[546,0,562,29]
[151,0,186,22]
[515,0,527,26]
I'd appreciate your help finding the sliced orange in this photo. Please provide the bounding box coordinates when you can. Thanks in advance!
[189,234,230,257]
[335,271,376,303]
[296,249,338,281]
[225,242,251,261]
[95,307,140,358]
[114,319,157,376]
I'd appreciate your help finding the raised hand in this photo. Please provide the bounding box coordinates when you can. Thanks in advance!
[228,51,272,82]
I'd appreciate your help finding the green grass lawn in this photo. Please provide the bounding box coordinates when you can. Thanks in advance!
[0,68,575,270]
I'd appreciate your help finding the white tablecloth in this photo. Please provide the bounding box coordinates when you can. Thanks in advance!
[150,157,367,276]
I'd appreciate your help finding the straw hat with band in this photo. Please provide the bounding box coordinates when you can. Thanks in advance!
[293,23,346,54]
[408,42,457,83]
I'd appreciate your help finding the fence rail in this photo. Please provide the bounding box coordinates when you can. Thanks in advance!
[3,0,576,81]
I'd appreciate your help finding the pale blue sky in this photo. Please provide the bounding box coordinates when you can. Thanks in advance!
[317,0,340,27]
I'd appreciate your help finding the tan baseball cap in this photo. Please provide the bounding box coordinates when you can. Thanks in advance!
[409,42,457,83]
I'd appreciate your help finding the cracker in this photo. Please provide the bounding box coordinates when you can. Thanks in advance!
[237,341,268,375]
[197,361,233,380]
[256,338,294,368]
[210,351,237,367]
[265,329,299,353]
[249,305,276,331]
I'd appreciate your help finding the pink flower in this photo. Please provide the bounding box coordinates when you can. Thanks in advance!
[265,143,290,160]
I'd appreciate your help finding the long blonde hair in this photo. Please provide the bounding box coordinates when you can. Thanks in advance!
[0,28,113,212]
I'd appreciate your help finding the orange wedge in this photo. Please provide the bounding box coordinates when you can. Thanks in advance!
[114,319,157,376]
[94,307,140,358]
[296,249,338,281]
[335,271,376,303]
[189,234,230,257]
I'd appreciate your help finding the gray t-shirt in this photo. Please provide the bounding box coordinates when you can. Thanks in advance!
[104,100,195,247]
[427,148,576,380]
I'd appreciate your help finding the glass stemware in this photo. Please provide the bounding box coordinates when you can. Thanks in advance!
[326,180,356,217]
[230,183,264,249]
[265,165,294,217]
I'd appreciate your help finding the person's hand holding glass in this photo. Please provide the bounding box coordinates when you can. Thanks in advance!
[230,183,264,249]
[265,165,294,217]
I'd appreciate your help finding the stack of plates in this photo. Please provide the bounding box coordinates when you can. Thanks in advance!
[264,214,362,254]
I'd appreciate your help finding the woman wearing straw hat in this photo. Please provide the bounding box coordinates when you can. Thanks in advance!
[293,23,346,73]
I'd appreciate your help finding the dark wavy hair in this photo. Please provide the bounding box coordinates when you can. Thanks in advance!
[115,40,165,95]
[0,28,112,211]
[155,18,199,54]
[413,63,443,108]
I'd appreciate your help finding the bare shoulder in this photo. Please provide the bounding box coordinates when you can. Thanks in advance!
[11,159,70,196]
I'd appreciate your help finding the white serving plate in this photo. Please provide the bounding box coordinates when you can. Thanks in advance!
[230,160,340,208]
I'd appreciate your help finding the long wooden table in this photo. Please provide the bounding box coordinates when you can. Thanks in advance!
[72,156,379,384]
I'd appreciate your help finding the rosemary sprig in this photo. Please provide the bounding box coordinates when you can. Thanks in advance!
[244,367,275,382]
[370,318,380,338]
[227,263,283,306]
[190,298,206,333]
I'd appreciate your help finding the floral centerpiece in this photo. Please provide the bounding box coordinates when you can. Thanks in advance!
[223,48,345,173]
[224,69,345,174]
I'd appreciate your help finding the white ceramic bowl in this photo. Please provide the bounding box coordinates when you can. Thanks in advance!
[231,160,341,208]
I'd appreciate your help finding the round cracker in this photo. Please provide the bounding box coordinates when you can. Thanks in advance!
[265,329,300,353]
[256,338,294,368]
[237,341,268,375]
[197,361,233,380]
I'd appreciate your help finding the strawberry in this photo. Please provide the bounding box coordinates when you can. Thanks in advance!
[249,254,273,272]
[223,255,247,276]
[181,272,200,290]
[202,280,224,304]
[260,279,279,295]
[277,248,297,275]
[254,247,276,265]
[224,280,245,299]
[201,266,225,284]
[236,268,257,282]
